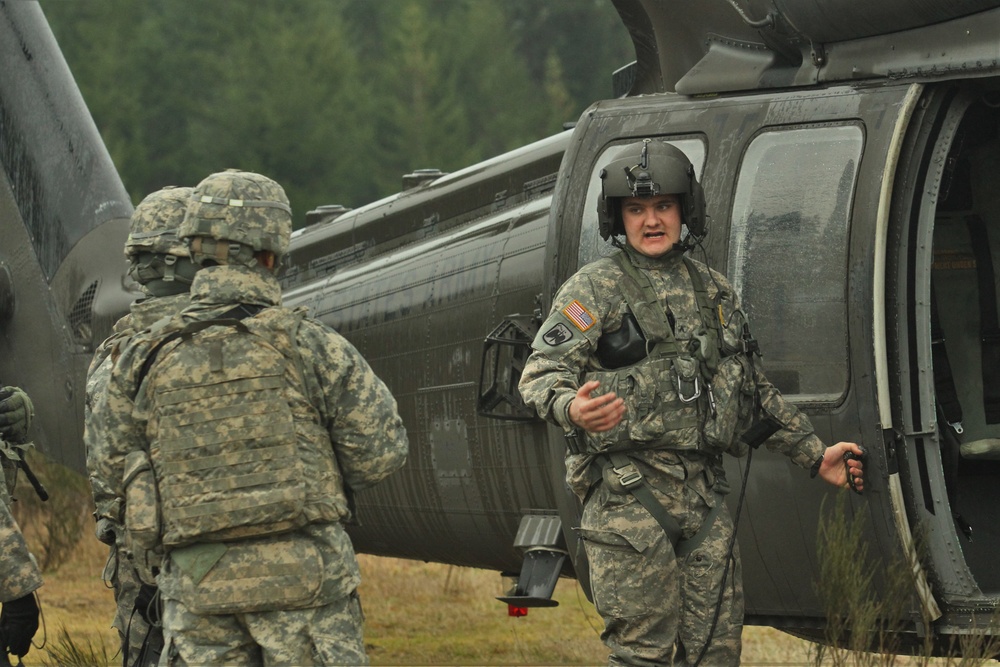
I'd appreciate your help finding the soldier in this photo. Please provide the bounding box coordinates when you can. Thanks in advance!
[0,385,42,663]
[518,139,865,666]
[98,169,408,665]
[85,186,198,667]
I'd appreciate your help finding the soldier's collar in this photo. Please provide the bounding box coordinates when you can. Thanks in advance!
[622,244,685,270]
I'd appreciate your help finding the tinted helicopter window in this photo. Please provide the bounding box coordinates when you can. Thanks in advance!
[579,137,707,266]
[728,124,863,403]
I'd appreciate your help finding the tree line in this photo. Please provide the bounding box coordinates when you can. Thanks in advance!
[41,0,633,228]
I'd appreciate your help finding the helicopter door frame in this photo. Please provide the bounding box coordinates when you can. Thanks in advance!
[884,83,987,619]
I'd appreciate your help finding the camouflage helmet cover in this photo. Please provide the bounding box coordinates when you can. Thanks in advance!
[596,139,706,243]
[124,186,194,259]
[179,169,292,259]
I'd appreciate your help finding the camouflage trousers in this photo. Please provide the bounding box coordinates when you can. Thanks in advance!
[577,477,744,666]
[160,590,367,666]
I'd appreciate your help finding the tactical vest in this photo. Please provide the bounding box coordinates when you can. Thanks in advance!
[126,306,348,550]
[582,252,756,456]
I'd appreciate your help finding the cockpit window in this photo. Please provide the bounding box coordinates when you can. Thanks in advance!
[728,124,863,403]
[578,137,706,266]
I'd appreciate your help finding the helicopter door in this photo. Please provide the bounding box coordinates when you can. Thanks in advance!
[889,82,1000,606]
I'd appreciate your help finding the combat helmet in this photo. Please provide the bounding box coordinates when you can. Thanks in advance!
[180,169,292,268]
[125,186,199,293]
[596,139,706,246]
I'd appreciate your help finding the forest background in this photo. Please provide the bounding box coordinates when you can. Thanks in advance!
[40,0,634,229]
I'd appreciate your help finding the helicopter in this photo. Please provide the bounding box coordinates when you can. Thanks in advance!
[5,0,1000,655]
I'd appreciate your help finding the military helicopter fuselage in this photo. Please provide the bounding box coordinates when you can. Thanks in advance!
[7,0,1000,656]
[0,2,136,475]
[281,0,1000,653]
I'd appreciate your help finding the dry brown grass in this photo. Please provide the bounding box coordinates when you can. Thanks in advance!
[7,457,962,666]
[13,528,832,666]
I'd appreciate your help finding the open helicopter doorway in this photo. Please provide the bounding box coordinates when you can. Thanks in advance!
[929,92,1000,596]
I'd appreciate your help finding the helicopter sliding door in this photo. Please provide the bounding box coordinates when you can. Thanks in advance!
[889,80,1000,611]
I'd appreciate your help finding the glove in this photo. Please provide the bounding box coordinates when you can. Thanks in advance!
[0,387,33,443]
[95,517,117,546]
[0,593,39,657]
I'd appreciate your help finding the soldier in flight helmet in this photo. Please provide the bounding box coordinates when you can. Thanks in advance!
[519,138,864,665]
[87,185,197,667]
[597,138,707,246]
[98,169,407,666]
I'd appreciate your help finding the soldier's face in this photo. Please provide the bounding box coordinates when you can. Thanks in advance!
[621,194,682,258]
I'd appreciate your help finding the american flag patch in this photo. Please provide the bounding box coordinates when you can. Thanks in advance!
[562,300,595,332]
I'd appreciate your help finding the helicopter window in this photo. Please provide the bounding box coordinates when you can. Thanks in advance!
[578,136,707,266]
[728,124,863,403]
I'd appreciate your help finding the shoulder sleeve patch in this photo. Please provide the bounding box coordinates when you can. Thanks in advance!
[542,323,575,347]
[562,300,595,332]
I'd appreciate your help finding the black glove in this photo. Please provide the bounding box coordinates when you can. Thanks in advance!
[0,387,33,443]
[0,593,39,657]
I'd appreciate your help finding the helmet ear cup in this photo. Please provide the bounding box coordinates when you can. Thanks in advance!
[597,169,623,241]
[683,169,708,243]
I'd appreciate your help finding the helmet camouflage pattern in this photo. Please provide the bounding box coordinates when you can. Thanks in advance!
[596,139,706,243]
[180,169,292,266]
[124,186,193,260]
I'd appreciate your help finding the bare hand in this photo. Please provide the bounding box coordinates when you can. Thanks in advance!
[818,441,865,492]
[568,380,626,433]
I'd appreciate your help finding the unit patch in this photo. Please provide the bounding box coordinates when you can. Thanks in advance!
[542,323,574,347]
[562,300,595,332]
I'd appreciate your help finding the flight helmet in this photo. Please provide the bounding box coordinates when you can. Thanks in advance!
[124,186,199,290]
[597,139,706,245]
[180,169,292,269]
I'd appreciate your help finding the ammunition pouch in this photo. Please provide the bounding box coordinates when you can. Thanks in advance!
[581,356,700,454]
[701,353,757,457]
[595,311,647,370]
[162,534,323,614]
[124,449,161,551]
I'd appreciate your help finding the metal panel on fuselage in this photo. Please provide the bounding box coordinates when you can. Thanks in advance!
[285,192,557,572]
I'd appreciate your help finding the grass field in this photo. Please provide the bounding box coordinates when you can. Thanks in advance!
[11,530,914,667]
[18,531,833,666]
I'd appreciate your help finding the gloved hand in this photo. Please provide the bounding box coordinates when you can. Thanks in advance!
[0,593,39,657]
[95,517,117,546]
[0,387,33,443]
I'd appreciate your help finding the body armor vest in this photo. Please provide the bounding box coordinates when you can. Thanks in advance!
[129,307,347,549]
[584,252,755,456]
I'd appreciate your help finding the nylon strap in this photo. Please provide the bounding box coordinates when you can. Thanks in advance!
[930,285,963,433]
[605,452,723,559]
[682,256,723,346]
[964,215,1000,424]
[612,251,679,357]
[611,251,722,360]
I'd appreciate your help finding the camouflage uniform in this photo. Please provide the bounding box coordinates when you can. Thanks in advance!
[0,463,42,603]
[86,185,197,667]
[518,245,826,666]
[99,261,408,666]
[87,293,189,665]
[0,387,42,660]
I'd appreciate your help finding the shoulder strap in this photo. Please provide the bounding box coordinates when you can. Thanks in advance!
[611,251,680,358]
[682,256,723,346]
[135,303,266,390]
